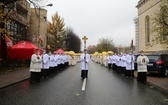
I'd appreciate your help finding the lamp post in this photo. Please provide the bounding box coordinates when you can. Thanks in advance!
[65,34,68,51]
[106,42,108,52]
[37,3,53,48]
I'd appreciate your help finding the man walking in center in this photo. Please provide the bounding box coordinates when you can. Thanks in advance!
[80,49,90,79]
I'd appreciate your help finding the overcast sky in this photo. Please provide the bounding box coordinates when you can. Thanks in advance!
[38,0,139,48]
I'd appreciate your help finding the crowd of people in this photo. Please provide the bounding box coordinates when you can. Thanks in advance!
[29,48,149,83]
[29,49,80,83]
[91,50,149,83]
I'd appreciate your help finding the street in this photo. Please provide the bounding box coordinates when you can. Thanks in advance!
[0,61,168,105]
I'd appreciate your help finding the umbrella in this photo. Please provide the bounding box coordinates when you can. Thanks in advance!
[107,51,114,54]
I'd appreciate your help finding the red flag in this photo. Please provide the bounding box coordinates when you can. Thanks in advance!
[38,35,43,46]
[5,36,13,47]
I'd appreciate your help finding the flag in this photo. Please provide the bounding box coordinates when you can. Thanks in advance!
[38,35,43,46]
[32,34,36,42]
[5,36,13,47]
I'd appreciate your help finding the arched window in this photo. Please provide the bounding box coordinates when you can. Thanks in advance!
[145,16,150,44]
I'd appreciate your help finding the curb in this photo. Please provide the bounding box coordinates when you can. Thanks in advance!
[134,75,168,93]
[146,81,168,93]
[0,78,29,90]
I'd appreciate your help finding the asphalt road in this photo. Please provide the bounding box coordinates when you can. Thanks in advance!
[0,61,168,105]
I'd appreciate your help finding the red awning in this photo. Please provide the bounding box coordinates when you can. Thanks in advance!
[54,48,64,54]
[7,41,41,59]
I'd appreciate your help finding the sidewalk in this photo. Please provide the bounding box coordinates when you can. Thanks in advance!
[0,68,30,89]
[134,71,168,92]
[0,68,168,92]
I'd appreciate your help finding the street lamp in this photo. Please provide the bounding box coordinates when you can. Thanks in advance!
[37,3,53,47]
[65,34,68,50]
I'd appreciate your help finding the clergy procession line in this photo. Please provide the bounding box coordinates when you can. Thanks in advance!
[29,48,149,84]
[29,49,81,83]
[91,51,135,78]
[91,50,149,83]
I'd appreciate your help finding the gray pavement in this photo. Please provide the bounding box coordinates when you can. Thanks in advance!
[0,64,168,92]
[0,68,30,89]
[0,62,168,105]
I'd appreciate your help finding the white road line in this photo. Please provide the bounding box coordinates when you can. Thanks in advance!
[82,78,87,91]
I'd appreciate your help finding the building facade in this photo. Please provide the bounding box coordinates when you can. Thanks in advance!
[136,0,167,53]
[2,0,50,49]
[134,16,139,53]
[4,0,31,44]
[27,8,48,48]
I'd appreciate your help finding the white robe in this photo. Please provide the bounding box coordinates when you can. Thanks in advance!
[80,53,90,70]
[30,54,42,72]
[107,55,111,64]
[121,55,126,67]
[49,55,55,67]
[54,55,59,67]
[41,53,49,69]
[125,54,135,70]
[103,56,108,67]
[137,55,149,72]
[72,56,76,65]
[68,55,72,65]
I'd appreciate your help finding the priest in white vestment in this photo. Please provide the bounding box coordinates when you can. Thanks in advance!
[137,50,149,83]
[29,49,42,83]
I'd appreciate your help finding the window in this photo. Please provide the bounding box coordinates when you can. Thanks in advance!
[145,16,150,44]
[5,21,26,44]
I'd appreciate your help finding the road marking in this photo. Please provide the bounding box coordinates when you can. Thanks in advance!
[82,78,87,91]
[76,94,80,96]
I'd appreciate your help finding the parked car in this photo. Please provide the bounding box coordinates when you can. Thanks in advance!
[146,54,168,77]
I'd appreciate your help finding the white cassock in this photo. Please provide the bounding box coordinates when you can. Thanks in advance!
[126,54,135,70]
[29,54,42,82]
[104,56,108,67]
[41,53,49,69]
[72,56,76,65]
[49,55,55,68]
[136,54,149,82]
[80,53,90,70]
[80,53,90,78]
[30,54,42,72]
[137,55,149,72]
[54,55,58,67]
[68,55,72,65]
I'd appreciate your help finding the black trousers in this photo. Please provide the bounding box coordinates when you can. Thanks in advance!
[112,64,116,70]
[29,72,41,83]
[81,70,88,78]
[126,70,134,78]
[121,67,126,75]
[41,69,49,78]
[137,72,147,83]
[108,63,112,69]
